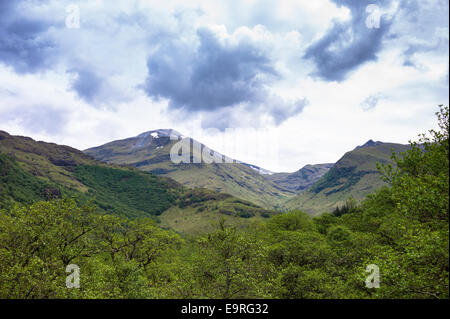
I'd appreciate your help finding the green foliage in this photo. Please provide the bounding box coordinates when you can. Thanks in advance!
[0,198,181,298]
[331,197,361,217]
[177,188,231,208]
[184,224,273,298]
[267,210,313,232]
[74,165,180,218]
[0,153,60,208]
[379,105,449,224]
[275,266,340,299]
[327,225,353,243]
[363,105,450,298]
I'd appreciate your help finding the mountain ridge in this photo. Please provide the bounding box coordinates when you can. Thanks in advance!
[284,141,410,215]
[85,129,294,209]
[2,128,411,217]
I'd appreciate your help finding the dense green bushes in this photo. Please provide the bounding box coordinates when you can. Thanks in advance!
[74,165,180,218]
[0,153,60,208]
[0,199,181,298]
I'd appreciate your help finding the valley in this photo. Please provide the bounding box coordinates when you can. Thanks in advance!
[0,106,448,299]
[85,130,408,215]
[0,130,277,233]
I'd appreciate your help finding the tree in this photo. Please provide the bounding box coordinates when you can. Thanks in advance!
[187,221,272,298]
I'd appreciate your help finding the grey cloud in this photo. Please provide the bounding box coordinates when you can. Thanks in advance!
[197,95,309,131]
[0,0,162,106]
[360,93,383,111]
[400,0,448,25]
[266,95,309,125]
[304,0,393,82]
[399,0,420,22]
[199,108,236,131]
[398,0,449,68]
[0,0,57,74]
[67,68,103,103]
[144,26,305,128]
[403,37,448,68]
[66,65,128,107]
[145,27,277,112]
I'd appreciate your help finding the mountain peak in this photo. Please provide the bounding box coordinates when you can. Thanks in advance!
[136,129,184,139]
[354,139,383,150]
[132,129,185,150]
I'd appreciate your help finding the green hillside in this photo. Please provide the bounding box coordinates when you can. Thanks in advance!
[0,130,413,220]
[85,130,293,209]
[0,130,94,192]
[0,153,56,208]
[0,130,276,230]
[284,141,410,216]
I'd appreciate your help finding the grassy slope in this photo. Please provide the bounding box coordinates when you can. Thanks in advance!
[1,130,277,232]
[0,130,93,192]
[159,206,269,235]
[85,134,293,209]
[158,188,277,234]
[163,163,291,210]
[284,142,410,216]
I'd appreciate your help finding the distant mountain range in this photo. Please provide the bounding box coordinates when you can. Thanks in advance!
[85,129,410,213]
[1,128,410,221]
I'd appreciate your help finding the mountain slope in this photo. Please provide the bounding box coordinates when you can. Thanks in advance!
[267,163,333,193]
[0,130,94,192]
[85,129,293,209]
[284,140,410,216]
[158,188,277,234]
[0,152,56,207]
[0,130,277,229]
[0,130,183,217]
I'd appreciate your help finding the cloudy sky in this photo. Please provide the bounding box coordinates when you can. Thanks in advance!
[0,0,448,172]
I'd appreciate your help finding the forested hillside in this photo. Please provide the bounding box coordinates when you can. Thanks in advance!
[0,131,276,224]
[0,106,447,299]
